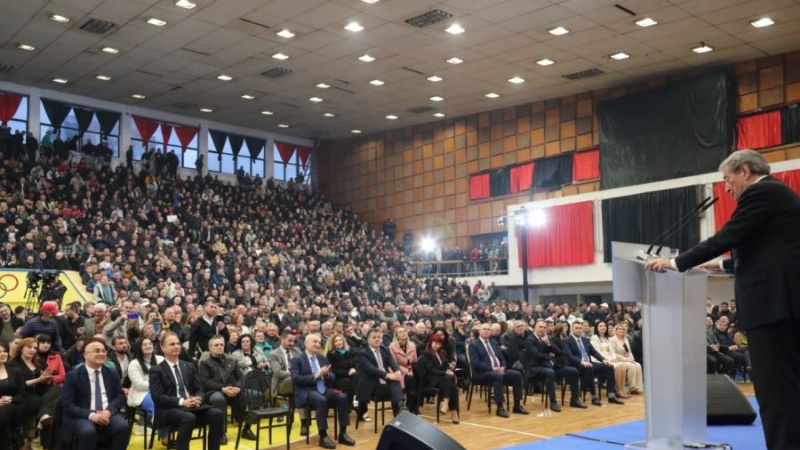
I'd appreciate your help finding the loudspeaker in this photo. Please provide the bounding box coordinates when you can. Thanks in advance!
[707,374,757,425]
[377,411,466,450]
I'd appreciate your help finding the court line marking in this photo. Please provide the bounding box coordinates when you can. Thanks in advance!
[419,414,552,439]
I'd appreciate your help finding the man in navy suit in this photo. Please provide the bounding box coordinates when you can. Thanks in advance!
[647,150,800,450]
[525,319,585,411]
[149,332,224,450]
[357,328,405,418]
[562,320,624,406]
[291,333,356,449]
[468,323,529,417]
[61,337,131,450]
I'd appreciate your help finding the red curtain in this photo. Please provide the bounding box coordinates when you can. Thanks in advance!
[573,149,600,181]
[275,141,296,164]
[175,125,198,152]
[133,116,159,149]
[736,111,782,150]
[510,163,534,193]
[160,123,173,150]
[0,93,23,124]
[714,169,800,231]
[775,169,800,193]
[518,201,594,268]
[297,146,312,168]
[469,173,490,200]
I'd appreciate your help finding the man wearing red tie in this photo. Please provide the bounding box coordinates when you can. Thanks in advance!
[468,323,529,418]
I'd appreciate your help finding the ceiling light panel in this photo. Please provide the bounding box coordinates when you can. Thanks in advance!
[750,18,775,28]
[276,29,295,38]
[358,54,375,62]
[147,18,167,26]
[175,0,196,9]
[445,24,465,34]
[50,14,69,23]
[101,46,119,54]
[548,26,569,36]
[635,17,657,27]
[344,22,364,32]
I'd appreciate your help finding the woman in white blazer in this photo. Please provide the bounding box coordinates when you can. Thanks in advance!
[609,323,643,394]
[128,336,165,437]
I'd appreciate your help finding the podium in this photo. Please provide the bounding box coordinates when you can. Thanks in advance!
[611,242,720,450]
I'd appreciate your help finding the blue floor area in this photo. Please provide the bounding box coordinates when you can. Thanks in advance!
[501,398,765,450]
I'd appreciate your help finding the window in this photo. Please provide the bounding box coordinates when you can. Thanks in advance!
[207,132,235,175]
[239,145,265,177]
[273,144,311,184]
[39,101,119,156]
[130,118,198,168]
[5,95,28,134]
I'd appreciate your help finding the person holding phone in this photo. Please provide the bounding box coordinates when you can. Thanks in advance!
[188,300,229,359]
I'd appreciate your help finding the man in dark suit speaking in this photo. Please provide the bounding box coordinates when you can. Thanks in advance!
[646,149,800,450]
[61,338,131,450]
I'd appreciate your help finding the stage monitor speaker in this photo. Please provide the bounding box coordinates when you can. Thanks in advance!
[707,374,757,425]
[377,411,466,450]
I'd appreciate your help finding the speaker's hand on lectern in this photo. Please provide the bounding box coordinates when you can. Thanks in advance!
[644,258,673,273]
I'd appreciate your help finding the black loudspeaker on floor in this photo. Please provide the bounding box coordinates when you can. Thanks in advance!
[376,411,466,450]
[707,374,757,425]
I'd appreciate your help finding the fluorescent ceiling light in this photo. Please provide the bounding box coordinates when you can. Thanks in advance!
[536,58,555,66]
[344,22,364,32]
[358,54,375,62]
[217,74,233,81]
[430,96,444,102]
[635,17,658,27]
[433,112,445,118]
[750,17,775,28]
[276,29,295,38]
[147,18,167,26]
[241,94,255,100]
[316,83,330,89]
[508,76,525,84]
[351,129,362,134]
[361,0,380,3]
[175,0,196,9]
[96,74,111,81]
[445,24,465,34]
[49,14,69,23]
[278,124,289,128]
[132,94,146,99]
[427,75,443,82]
[369,79,384,86]
[385,115,398,120]
[261,110,274,116]
[485,92,500,98]
[101,46,119,54]
[309,97,323,102]
[446,57,463,64]
[52,78,68,84]
[692,43,713,53]
[548,26,569,36]
[272,53,289,60]
[610,52,630,60]
[17,43,35,51]
[323,113,335,118]
[200,108,213,113]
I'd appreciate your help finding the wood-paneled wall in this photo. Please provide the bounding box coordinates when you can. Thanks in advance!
[318,50,800,250]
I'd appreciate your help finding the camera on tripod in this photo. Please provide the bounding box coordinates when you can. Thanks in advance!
[26,270,44,289]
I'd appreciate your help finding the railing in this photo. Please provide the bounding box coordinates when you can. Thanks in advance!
[408,258,509,278]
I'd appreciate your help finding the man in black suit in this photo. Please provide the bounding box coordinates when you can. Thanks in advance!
[646,150,800,450]
[149,332,225,450]
[562,320,625,406]
[468,323,529,417]
[60,338,131,450]
[524,319,585,411]
[356,328,405,417]
[290,333,356,449]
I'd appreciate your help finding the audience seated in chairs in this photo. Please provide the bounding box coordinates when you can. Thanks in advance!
[468,323,528,418]
[268,329,309,433]
[357,328,405,418]
[608,323,644,395]
[127,336,167,439]
[388,327,418,414]
[712,319,749,375]
[562,320,625,406]
[0,341,26,450]
[325,332,360,412]
[524,319,584,411]
[418,333,460,423]
[706,316,734,375]
[9,336,61,449]
[231,333,268,376]
[149,332,224,450]
[290,333,356,449]
[60,337,131,450]
[589,321,630,398]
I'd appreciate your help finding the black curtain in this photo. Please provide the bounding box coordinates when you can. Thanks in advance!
[782,105,800,144]
[601,186,700,262]
[533,153,574,191]
[95,110,120,137]
[41,99,71,133]
[209,130,227,161]
[489,168,510,197]
[73,109,95,138]
[229,134,244,166]
[245,137,265,160]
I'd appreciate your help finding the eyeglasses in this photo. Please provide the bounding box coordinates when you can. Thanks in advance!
[86,349,107,355]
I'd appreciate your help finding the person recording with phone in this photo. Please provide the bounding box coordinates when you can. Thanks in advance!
[188,299,229,359]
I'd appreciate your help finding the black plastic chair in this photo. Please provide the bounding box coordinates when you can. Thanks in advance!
[235,407,291,450]
[124,405,150,449]
[465,348,509,413]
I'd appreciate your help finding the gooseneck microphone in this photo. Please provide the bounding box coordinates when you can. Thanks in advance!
[639,197,717,259]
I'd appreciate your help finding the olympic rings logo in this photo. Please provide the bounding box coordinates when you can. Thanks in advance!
[0,274,19,299]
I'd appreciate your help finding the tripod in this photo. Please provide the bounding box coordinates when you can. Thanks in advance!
[23,279,41,313]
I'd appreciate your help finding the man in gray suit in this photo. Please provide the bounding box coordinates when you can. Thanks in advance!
[267,329,308,433]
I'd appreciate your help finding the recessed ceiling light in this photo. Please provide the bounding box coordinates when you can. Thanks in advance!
[445,24,465,34]
[261,110,274,116]
[548,26,569,36]
[750,17,775,28]
[17,43,35,51]
[692,43,713,54]
[52,78,68,84]
[200,108,213,113]
[276,29,295,38]
[635,17,658,27]
[386,115,398,120]
[316,83,330,89]
[323,113,335,118]
[132,94,146,99]
[147,18,167,26]
[49,14,69,23]
[175,0,196,9]
[309,97,323,102]
[427,75,443,82]
[446,57,463,64]
[610,52,630,60]
[344,22,364,32]
[430,96,444,102]
[369,79,385,86]
[361,0,380,3]
[272,53,289,60]
[101,46,119,54]
[485,92,500,98]
[433,112,446,118]
[351,129,362,134]
[241,94,255,100]
[508,76,525,84]
[536,58,555,66]
[278,124,289,128]
[358,54,375,62]
[96,74,111,81]
[217,74,233,81]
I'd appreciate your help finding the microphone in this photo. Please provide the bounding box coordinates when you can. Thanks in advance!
[651,197,718,257]
[642,197,712,256]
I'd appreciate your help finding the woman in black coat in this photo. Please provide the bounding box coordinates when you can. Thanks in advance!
[325,333,360,408]
[419,333,459,423]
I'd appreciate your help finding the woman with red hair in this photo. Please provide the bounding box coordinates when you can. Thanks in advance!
[419,333,460,424]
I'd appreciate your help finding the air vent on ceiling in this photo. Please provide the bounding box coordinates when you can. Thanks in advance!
[407,105,437,114]
[261,67,293,79]
[181,47,210,57]
[406,9,453,28]
[332,86,355,94]
[173,101,198,109]
[0,63,14,73]
[240,18,270,30]
[562,68,605,80]
[80,18,116,34]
